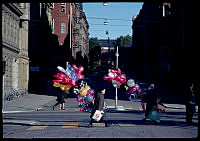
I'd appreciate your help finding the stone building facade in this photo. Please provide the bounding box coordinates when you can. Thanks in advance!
[2,3,30,100]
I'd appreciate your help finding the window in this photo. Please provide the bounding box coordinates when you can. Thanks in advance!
[61,3,66,13]
[52,18,54,33]
[163,3,171,17]
[61,23,66,34]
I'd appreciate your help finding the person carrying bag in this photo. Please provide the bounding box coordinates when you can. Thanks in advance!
[88,77,109,127]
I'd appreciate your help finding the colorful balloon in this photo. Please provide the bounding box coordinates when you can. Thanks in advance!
[79,87,88,96]
[77,94,84,103]
[86,94,94,102]
[87,89,95,95]
[127,79,135,87]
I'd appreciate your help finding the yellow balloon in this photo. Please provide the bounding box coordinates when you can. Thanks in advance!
[53,82,60,87]
[60,86,65,91]
[79,88,88,96]
[85,85,91,91]
[65,85,71,94]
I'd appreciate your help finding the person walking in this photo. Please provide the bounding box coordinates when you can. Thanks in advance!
[184,82,196,125]
[53,87,66,110]
[142,84,167,123]
[88,77,109,127]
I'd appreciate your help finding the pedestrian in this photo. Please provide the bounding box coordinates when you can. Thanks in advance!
[88,77,109,127]
[53,87,66,110]
[142,83,167,123]
[184,82,196,125]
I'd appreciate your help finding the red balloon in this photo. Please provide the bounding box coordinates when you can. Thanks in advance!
[72,64,78,70]
[52,80,62,83]
[114,76,120,81]
[78,66,84,74]
[77,74,84,79]
[109,69,116,73]
[119,78,126,84]
[116,68,121,75]
[119,74,126,79]
[68,79,75,86]
[104,76,114,80]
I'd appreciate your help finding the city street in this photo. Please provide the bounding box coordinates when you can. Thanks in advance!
[2,2,197,139]
[3,97,198,138]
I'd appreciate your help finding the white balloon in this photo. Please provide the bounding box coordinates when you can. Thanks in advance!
[57,66,68,75]
[127,79,135,87]
[112,80,118,87]
[108,72,114,78]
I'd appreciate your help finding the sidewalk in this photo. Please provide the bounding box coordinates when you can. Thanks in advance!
[2,94,56,113]
[3,93,196,113]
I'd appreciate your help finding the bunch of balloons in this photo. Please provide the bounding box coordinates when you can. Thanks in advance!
[76,80,95,112]
[52,64,95,112]
[125,79,142,101]
[103,68,127,88]
[52,64,85,94]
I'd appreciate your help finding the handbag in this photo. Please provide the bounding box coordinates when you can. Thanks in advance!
[148,107,164,123]
[92,110,104,121]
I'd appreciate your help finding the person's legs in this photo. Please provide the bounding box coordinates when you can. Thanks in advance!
[88,119,94,127]
[53,101,59,110]
[186,104,195,124]
[143,104,152,121]
[186,104,191,123]
[59,103,62,110]
[62,103,65,110]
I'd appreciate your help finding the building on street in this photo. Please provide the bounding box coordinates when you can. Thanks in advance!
[2,3,30,100]
[131,2,196,89]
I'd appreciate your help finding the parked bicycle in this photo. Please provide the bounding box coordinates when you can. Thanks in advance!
[6,88,28,101]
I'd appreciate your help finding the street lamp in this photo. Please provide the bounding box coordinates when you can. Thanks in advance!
[103,2,108,6]
[115,46,119,109]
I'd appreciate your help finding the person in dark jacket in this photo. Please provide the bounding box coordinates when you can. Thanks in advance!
[88,78,109,127]
[185,83,196,125]
[53,87,66,110]
[142,84,167,123]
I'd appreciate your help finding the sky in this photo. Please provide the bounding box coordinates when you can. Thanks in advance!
[83,2,143,40]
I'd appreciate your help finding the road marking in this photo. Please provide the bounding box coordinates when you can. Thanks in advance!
[61,123,78,128]
[3,120,36,125]
[92,123,105,127]
[3,110,32,113]
[26,126,48,130]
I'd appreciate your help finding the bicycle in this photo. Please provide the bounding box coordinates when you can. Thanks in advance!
[6,89,20,101]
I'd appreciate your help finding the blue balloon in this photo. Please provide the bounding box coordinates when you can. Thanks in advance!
[78,103,83,107]
[86,94,94,102]
[72,73,78,81]
[84,107,91,112]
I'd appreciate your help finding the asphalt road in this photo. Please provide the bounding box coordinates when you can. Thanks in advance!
[3,105,198,138]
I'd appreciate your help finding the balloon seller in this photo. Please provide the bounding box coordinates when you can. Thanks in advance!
[52,63,95,112]
[88,76,109,127]
[142,84,167,123]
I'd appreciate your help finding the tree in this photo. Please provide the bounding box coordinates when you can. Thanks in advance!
[89,37,101,50]
[89,38,102,72]
[116,35,132,47]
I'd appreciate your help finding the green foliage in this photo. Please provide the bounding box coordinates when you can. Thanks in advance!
[89,37,100,49]
[116,35,132,47]
[89,38,102,72]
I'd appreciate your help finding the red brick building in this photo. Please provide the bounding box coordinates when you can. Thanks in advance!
[51,3,71,46]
